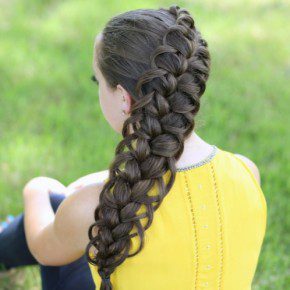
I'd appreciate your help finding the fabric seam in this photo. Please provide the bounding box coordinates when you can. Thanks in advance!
[209,161,224,290]
[183,171,199,290]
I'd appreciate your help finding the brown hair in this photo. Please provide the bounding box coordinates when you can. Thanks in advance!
[86,5,211,290]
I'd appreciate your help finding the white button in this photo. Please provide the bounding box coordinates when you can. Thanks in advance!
[206,244,211,249]
[202,224,209,229]
[205,265,212,270]
[203,282,209,287]
[200,204,207,210]
[198,184,202,189]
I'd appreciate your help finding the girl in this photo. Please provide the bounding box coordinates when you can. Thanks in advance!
[0,5,267,290]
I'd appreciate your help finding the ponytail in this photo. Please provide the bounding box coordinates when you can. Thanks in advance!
[86,5,211,290]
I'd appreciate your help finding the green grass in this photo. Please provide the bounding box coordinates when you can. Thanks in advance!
[0,0,289,289]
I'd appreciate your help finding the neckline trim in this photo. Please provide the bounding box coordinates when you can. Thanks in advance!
[176,145,219,172]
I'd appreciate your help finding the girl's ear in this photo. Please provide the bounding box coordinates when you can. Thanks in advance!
[117,84,132,115]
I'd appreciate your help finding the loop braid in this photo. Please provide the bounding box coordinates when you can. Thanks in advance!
[86,5,211,290]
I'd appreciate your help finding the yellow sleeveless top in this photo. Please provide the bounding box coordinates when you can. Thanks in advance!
[88,145,267,290]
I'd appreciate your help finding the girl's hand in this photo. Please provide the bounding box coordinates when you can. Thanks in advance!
[23,177,69,197]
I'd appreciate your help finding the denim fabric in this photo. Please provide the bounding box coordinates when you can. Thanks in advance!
[0,192,95,290]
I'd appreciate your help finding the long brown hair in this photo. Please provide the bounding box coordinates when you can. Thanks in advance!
[86,5,211,290]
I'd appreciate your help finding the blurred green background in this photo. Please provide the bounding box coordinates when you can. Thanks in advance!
[0,0,289,289]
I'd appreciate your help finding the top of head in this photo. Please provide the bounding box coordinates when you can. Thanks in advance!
[96,5,210,101]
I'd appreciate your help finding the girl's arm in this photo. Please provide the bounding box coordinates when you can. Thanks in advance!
[23,177,104,266]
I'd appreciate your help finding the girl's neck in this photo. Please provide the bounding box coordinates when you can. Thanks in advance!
[175,131,214,168]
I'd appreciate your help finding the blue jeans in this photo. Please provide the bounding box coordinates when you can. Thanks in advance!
[0,192,95,290]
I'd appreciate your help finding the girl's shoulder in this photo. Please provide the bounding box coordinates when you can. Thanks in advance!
[214,147,266,209]
[233,153,261,185]
[214,147,261,185]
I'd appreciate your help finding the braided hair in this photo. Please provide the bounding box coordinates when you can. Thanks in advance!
[86,5,211,290]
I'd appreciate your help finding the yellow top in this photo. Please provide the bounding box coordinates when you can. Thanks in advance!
[88,145,267,290]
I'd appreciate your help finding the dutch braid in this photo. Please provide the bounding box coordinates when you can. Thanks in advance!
[86,5,211,290]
